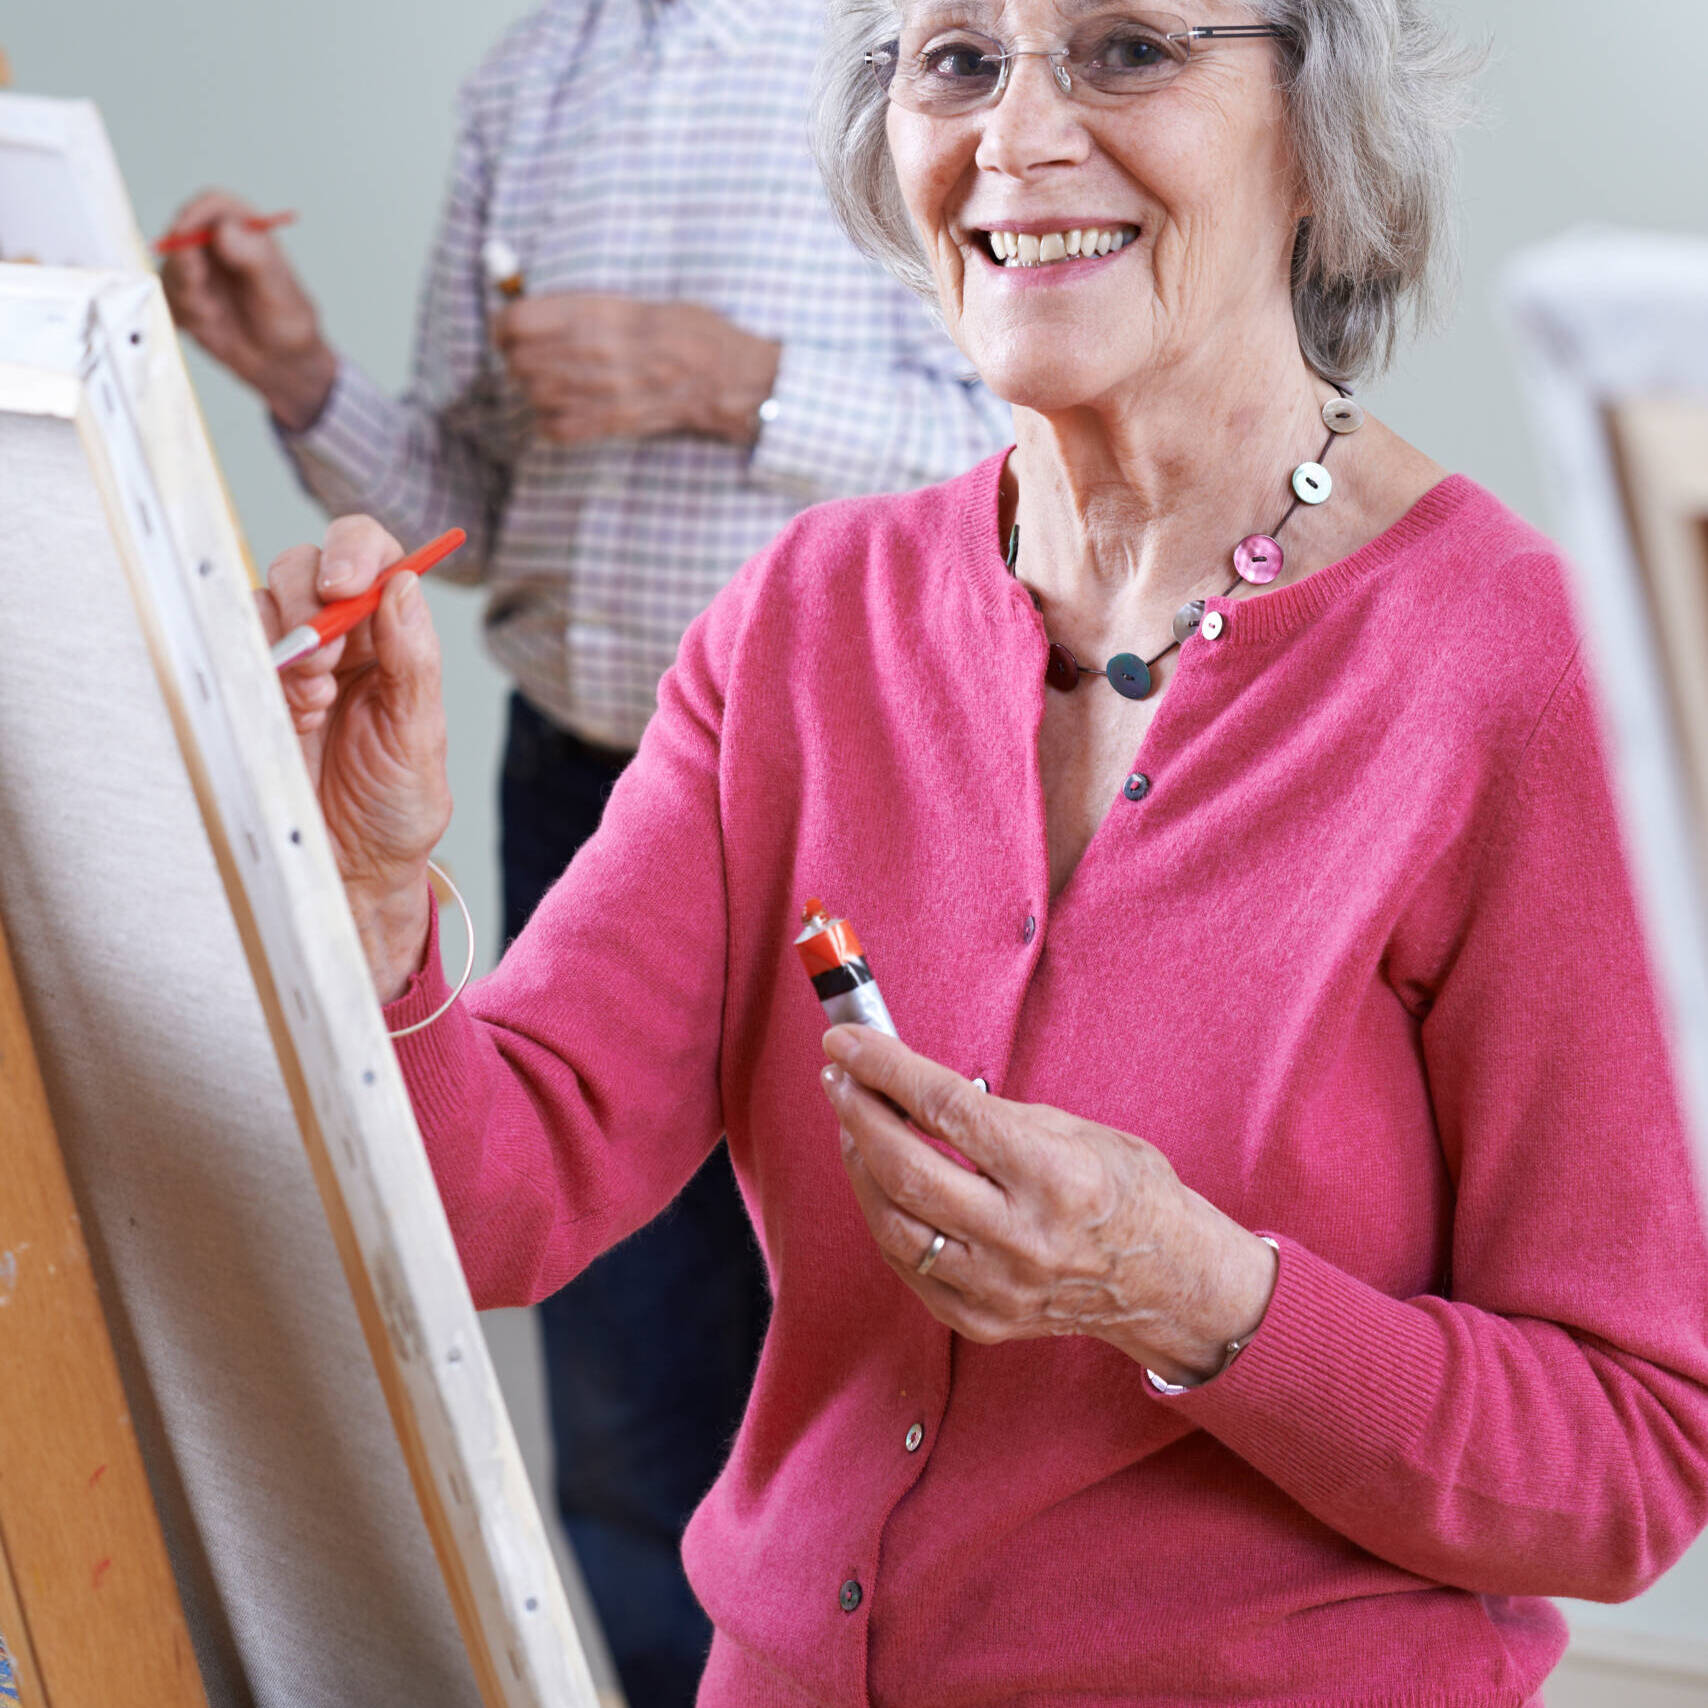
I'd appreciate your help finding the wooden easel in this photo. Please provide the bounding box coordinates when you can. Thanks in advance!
[0,909,207,1707]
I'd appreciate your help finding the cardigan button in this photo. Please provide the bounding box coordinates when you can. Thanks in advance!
[839,1579,863,1613]
[1123,772,1151,802]
[1022,914,1037,944]
[905,1422,924,1452]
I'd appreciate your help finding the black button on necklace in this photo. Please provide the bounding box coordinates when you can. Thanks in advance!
[1106,653,1151,700]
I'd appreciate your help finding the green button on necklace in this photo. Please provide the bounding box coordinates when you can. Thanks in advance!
[1008,392,1363,701]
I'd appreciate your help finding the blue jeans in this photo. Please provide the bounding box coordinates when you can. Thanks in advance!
[501,694,768,1708]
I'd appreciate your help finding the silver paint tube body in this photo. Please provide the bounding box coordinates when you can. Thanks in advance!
[819,979,898,1039]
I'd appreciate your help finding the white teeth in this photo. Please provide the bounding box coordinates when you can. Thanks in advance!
[990,225,1136,267]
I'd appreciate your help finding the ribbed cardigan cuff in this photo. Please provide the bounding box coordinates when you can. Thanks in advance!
[1153,1236,1448,1503]
[381,894,493,1216]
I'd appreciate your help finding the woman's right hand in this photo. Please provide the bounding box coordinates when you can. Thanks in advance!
[257,516,453,1002]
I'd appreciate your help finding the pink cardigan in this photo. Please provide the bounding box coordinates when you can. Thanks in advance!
[388,456,1708,1707]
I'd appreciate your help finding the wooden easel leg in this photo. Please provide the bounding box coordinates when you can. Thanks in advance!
[0,909,209,1708]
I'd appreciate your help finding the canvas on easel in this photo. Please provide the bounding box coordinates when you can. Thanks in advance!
[0,261,600,1707]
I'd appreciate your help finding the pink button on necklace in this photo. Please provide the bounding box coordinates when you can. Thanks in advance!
[1008,390,1365,701]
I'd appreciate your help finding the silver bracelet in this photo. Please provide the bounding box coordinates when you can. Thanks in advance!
[1145,1236,1280,1397]
[387,858,476,1040]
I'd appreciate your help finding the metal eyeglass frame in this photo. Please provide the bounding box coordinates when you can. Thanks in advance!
[866,20,1289,109]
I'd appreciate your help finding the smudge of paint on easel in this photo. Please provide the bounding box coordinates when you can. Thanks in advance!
[92,1557,112,1590]
[89,1464,108,1489]
[0,1621,17,1700]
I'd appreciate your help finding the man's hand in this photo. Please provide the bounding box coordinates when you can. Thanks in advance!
[160,189,338,433]
[494,294,781,447]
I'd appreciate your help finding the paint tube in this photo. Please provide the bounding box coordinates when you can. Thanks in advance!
[795,898,898,1039]
[481,237,526,299]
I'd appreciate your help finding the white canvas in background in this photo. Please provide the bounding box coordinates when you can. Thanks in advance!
[1502,231,1708,1677]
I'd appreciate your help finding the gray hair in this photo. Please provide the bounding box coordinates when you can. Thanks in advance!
[811,0,1481,384]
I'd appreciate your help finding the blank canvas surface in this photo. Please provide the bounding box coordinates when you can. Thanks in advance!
[0,410,481,1708]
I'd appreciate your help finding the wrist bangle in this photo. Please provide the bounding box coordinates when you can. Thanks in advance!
[1144,1235,1280,1397]
[387,859,476,1040]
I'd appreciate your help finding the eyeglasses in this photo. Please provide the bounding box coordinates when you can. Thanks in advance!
[866,12,1288,116]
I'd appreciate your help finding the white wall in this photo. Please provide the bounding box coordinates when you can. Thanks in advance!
[8,0,1704,1682]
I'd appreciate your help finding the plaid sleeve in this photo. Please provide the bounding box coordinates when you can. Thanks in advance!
[749,303,1012,500]
[278,82,523,580]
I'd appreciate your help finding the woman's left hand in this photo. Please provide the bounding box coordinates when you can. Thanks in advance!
[820,1026,1278,1387]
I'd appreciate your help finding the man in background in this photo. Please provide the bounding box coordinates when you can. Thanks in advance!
[161,1,1009,1700]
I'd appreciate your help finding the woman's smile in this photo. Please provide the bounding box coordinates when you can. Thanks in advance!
[968,220,1143,285]
[977,221,1140,265]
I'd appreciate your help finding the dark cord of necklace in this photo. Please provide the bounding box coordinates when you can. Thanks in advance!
[1007,416,1343,691]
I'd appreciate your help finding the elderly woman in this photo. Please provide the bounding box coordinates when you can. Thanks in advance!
[266,0,1708,1700]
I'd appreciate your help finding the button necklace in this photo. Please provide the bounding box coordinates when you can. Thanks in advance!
[1007,391,1365,701]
